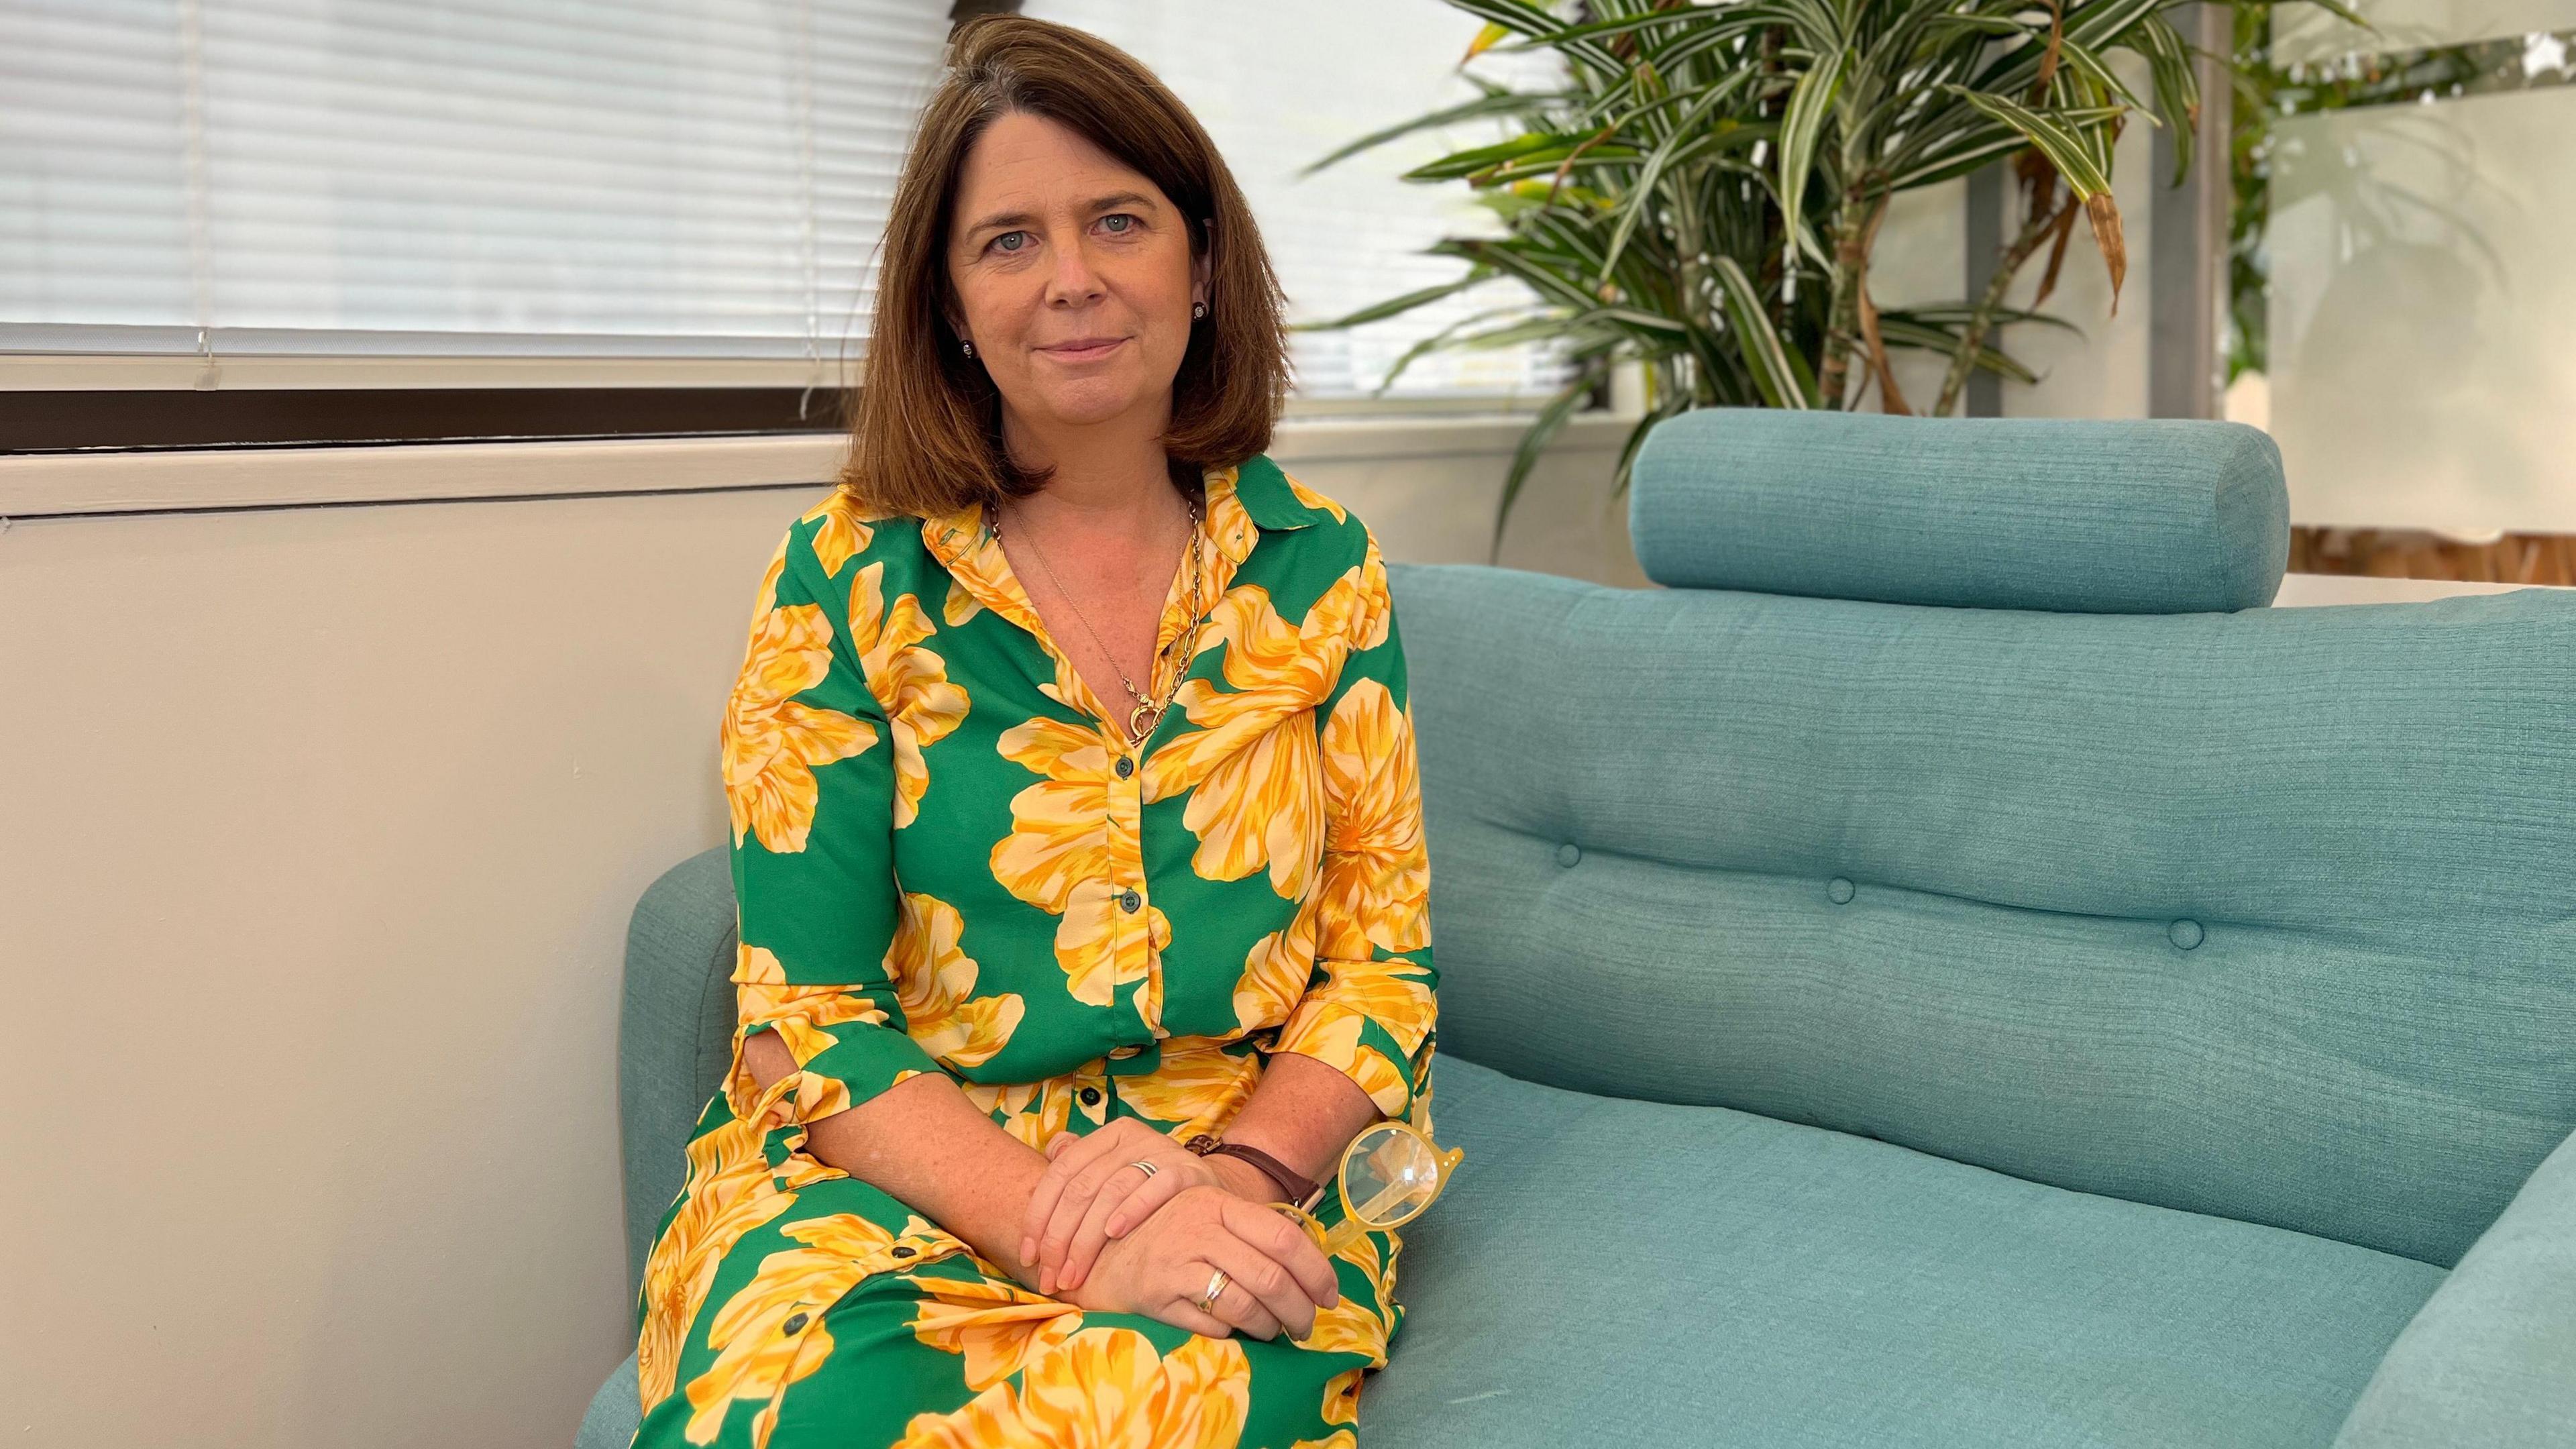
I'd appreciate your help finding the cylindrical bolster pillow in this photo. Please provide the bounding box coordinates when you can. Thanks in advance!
[1627,409,2289,613]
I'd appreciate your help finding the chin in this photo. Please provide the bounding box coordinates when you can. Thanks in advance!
[1032,377,1161,426]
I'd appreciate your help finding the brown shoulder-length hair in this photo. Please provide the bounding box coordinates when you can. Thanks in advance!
[839,14,1293,517]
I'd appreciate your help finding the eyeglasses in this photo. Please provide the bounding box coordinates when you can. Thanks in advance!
[1271,1118,1464,1258]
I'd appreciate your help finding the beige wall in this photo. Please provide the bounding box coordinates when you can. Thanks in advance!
[0,417,1640,1449]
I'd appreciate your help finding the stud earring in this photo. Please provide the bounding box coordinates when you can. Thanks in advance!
[961,340,973,358]
[1191,302,1207,319]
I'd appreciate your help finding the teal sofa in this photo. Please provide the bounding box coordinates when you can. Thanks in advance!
[577,410,2576,1448]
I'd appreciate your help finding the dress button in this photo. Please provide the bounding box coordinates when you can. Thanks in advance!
[1115,755,1135,779]
[782,1312,809,1335]
[1079,1085,1103,1106]
[2169,919,2204,950]
[1118,888,1142,913]
[1555,841,1581,867]
[1827,877,1856,904]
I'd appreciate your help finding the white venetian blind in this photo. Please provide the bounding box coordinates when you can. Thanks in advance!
[1018,0,1575,402]
[0,0,953,373]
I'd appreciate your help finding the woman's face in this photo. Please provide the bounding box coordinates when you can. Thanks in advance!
[945,110,1210,447]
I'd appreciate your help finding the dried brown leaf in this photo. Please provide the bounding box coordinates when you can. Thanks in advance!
[2085,191,2127,313]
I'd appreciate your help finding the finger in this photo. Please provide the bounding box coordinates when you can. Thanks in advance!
[1218,1193,1342,1308]
[1061,1166,1175,1292]
[1021,1135,1084,1260]
[1203,1228,1314,1340]
[1151,1295,1236,1340]
[1039,1153,1148,1291]
[1104,1167,1187,1239]
[1173,1247,1285,1341]
[1021,1128,1116,1277]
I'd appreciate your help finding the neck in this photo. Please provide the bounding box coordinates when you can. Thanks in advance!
[998,406,1183,527]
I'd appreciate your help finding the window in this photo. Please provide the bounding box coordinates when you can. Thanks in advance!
[2227,0,2576,582]
[2,0,955,448]
[1016,0,1578,409]
[4,0,1576,453]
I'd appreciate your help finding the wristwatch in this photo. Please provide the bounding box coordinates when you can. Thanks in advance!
[1184,1134,1325,1212]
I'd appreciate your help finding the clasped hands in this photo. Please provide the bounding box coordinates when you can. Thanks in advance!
[1016,1118,1340,1341]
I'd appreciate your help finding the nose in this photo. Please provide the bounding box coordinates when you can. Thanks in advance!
[1044,229,1106,305]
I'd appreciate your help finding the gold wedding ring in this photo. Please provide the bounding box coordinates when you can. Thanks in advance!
[1195,1267,1230,1313]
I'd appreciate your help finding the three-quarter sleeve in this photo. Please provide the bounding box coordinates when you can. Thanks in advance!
[1273,529,1440,1123]
[720,513,941,1129]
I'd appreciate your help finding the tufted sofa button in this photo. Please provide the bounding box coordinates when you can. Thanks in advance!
[1555,842,1582,867]
[1827,877,1855,904]
[2169,918,2205,950]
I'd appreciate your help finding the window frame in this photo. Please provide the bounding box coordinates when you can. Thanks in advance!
[4,0,1603,458]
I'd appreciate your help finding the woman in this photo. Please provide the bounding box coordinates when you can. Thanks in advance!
[631,16,1438,1449]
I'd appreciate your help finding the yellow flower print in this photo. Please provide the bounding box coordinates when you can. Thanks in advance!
[1275,1006,1415,1118]
[1293,957,1434,1063]
[1110,1038,1264,1140]
[724,604,879,854]
[900,1273,1085,1391]
[747,535,790,626]
[991,716,1113,906]
[848,561,969,828]
[1285,470,1348,524]
[733,943,892,1071]
[960,1077,1072,1151]
[635,1116,799,1412]
[684,1213,965,1447]
[943,580,983,628]
[1317,680,1430,958]
[893,1326,1250,1449]
[1235,887,1325,1034]
[991,717,1169,1017]
[800,489,877,578]
[1296,1232,1394,1367]
[1143,549,1393,898]
[1051,877,1172,1026]
[1301,1424,1360,1448]
[889,892,1024,1069]
[1321,1368,1364,1428]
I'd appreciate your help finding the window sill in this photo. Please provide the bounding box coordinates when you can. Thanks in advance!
[0,409,1640,521]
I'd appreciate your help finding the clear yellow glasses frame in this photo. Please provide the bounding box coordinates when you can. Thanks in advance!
[1270,1118,1464,1258]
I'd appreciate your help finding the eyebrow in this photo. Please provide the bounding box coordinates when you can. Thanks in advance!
[961,190,1159,239]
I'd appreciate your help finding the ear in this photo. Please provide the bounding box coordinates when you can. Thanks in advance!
[1191,219,1214,306]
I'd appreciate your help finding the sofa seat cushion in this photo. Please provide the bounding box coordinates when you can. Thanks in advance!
[1366,1057,2446,1449]
[573,1054,2446,1449]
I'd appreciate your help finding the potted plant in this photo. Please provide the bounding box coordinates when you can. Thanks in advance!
[1297,0,2343,549]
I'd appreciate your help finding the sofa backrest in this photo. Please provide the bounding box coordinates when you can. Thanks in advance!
[1393,409,2576,1269]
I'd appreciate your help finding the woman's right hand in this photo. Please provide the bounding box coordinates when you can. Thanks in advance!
[1051,1183,1341,1340]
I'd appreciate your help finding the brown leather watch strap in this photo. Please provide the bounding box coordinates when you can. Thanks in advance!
[1185,1134,1323,1210]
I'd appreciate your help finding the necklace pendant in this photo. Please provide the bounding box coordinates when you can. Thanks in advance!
[1128,701,1162,741]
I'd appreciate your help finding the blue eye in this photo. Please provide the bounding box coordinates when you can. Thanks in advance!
[991,231,1028,254]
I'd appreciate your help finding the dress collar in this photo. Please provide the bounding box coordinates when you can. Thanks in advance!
[916,456,1318,737]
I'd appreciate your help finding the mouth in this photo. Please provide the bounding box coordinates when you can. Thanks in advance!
[1037,336,1128,362]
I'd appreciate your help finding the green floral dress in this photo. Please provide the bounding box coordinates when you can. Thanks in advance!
[630,455,1440,1449]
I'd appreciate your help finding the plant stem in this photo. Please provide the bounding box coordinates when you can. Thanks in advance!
[1817,188,1868,409]
[1934,186,2072,417]
[1670,164,1716,405]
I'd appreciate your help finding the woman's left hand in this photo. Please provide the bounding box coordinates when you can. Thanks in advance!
[1022,1118,1236,1297]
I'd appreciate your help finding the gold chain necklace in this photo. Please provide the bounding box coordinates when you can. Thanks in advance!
[987,486,1206,747]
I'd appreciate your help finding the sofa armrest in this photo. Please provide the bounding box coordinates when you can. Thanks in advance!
[616,846,741,1301]
[2332,1126,2576,1448]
